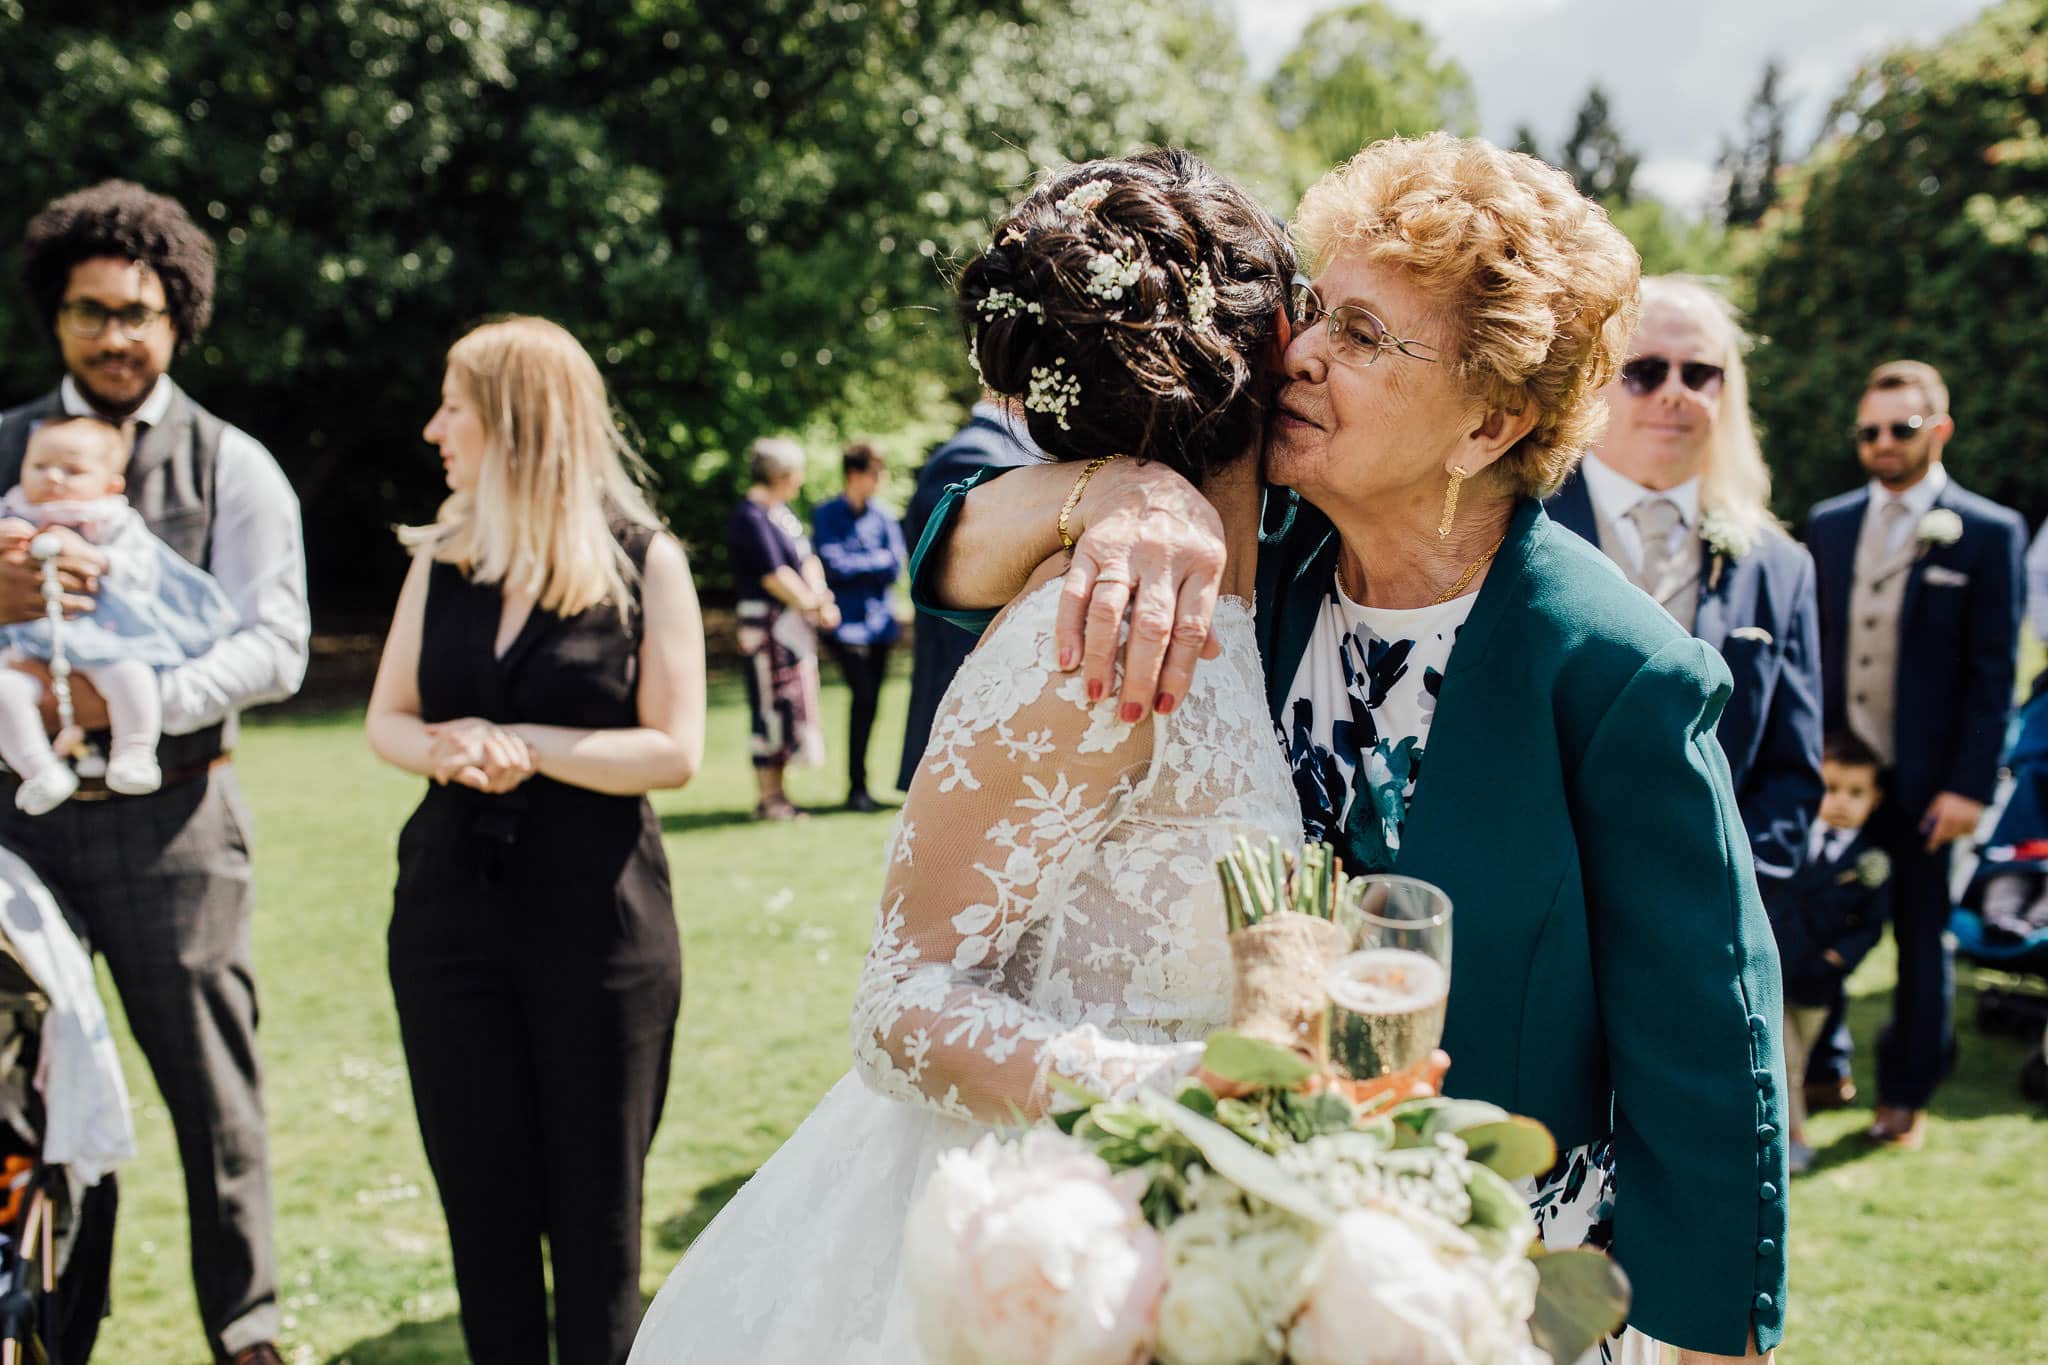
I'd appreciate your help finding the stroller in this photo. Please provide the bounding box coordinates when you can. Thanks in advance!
[1955,682,2048,1104]
[0,846,133,1364]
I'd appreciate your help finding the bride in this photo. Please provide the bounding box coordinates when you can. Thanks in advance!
[629,149,1302,1362]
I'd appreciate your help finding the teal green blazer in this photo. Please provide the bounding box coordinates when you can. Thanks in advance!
[914,485,1791,1355]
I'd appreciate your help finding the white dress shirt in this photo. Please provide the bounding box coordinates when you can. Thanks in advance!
[28,375,311,742]
[1577,452,1701,580]
[1862,463,1948,561]
[1807,816,1857,867]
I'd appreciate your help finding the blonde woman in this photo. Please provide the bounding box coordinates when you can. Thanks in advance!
[1546,274,1824,888]
[366,316,704,1365]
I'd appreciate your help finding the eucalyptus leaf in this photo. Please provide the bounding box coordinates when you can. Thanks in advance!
[1529,1248,1632,1364]
[1460,1163,1533,1256]
[1135,1091,1333,1227]
[1458,1118,1559,1182]
[1202,1029,1318,1088]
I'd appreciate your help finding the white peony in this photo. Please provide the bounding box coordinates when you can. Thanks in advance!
[1288,1205,1543,1365]
[1153,1192,1311,1365]
[906,1131,1164,1365]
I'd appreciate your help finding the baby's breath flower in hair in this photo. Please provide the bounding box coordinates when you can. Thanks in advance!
[1186,263,1217,330]
[1084,249,1143,301]
[999,226,1026,246]
[1025,359,1082,431]
[1055,179,1114,217]
[975,289,1043,320]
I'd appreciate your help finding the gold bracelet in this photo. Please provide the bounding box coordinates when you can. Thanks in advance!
[1058,455,1119,552]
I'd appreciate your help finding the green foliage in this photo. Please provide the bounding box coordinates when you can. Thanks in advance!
[1719,59,1789,227]
[0,0,1287,611]
[1604,197,1739,278]
[1560,85,1641,205]
[1264,2,1477,183]
[1746,0,2048,528]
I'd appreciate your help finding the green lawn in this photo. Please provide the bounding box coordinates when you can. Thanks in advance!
[84,679,2048,1364]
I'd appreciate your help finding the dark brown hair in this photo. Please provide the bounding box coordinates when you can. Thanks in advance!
[957,149,1294,485]
[20,181,217,348]
[1823,729,1884,779]
[841,441,886,477]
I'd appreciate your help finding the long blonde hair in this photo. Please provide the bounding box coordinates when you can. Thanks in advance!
[400,316,664,617]
[1637,276,1780,542]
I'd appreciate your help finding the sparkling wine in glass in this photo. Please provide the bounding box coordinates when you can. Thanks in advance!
[1326,875,1452,1081]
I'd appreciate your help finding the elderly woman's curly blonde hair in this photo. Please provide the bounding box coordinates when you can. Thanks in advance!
[1291,133,1641,499]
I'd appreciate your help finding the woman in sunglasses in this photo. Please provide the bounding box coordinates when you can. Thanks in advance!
[916,134,1785,1364]
[1547,275,1825,926]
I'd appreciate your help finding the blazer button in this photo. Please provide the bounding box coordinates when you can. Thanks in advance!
[1747,1013,1768,1032]
[1752,1068,1774,1087]
[1760,1182,1779,1200]
[1757,1123,1777,1142]
[1755,1292,1775,1311]
[1758,1238,1777,1255]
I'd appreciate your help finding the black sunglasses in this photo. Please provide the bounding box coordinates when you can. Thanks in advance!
[1619,356,1724,396]
[1853,415,1927,445]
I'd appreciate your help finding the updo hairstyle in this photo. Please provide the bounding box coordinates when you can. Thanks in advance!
[957,149,1295,486]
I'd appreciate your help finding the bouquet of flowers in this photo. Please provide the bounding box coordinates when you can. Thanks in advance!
[905,842,1630,1365]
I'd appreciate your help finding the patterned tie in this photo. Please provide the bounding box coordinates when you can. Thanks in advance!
[1625,496,1683,597]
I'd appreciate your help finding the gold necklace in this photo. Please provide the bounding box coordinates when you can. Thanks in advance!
[1338,532,1509,607]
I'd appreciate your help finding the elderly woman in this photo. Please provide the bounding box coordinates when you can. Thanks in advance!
[915,135,1787,1363]
[1546,276,1824,887]
[727,436,836,820]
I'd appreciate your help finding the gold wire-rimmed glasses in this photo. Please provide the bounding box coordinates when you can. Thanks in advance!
[1288,273,1440,368]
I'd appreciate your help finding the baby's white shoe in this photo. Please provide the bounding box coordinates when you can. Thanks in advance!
[15,766,78,815]
[104,753,163,796]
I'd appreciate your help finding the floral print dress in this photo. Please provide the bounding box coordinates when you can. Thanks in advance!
[1281,578,1638,1363]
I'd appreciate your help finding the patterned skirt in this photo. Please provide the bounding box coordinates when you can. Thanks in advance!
[737,600,825,770]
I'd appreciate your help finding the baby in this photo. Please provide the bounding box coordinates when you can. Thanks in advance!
[0,416,237,814]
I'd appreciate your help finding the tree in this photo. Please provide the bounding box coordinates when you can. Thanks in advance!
[1744,0,2048,529]
[1560,85,1640,205]
[1511,124,1545,160]
[0,0,1288,610]
[1265,3,1477,181]
[1719,60,1789,227]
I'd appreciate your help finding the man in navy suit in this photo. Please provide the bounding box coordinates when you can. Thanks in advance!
[895,398,1037,791]
[1545,277,1823,884]
[1807,359,2026,1149]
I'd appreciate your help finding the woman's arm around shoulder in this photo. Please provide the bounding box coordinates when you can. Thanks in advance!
[1572,635,1788,1359]
[509,530,707,796]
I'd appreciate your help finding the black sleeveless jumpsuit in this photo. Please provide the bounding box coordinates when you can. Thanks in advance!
[388,529,682,1365]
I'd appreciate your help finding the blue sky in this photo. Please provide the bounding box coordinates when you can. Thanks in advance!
[1225,0,1989,213]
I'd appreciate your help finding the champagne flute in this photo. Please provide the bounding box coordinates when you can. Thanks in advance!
[1325,875,1452,1082]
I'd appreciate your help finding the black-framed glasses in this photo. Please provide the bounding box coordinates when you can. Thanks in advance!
[1288,273,1439,368]
[56,299,168,342]
[1853,415,1927,445]
[1619,355,1724,396]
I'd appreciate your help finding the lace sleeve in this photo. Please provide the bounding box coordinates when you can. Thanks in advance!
[849,583,1206,1124]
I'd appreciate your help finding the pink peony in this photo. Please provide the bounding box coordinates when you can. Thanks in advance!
[907,1130,1165,1365]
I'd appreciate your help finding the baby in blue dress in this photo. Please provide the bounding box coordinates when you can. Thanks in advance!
[0,416,237,814]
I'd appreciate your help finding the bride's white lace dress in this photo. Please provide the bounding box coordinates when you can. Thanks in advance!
[629,579,1301,1363]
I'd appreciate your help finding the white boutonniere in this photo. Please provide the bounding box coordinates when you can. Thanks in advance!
[1916,508,1964,554]
[1855,848,1891,887]
[1699,511,1752,591]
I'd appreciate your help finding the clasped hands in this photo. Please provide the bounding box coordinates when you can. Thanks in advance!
[426,717,535,793]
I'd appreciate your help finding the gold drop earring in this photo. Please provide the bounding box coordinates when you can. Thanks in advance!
[1438,467,1466,539]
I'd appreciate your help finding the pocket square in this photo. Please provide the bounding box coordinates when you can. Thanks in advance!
[1922,566,1970,587]
[1728,625,1773,644]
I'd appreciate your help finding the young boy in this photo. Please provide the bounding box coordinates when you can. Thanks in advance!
[1767,731,1893,1171]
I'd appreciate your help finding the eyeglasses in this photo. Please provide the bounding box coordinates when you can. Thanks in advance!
[1853,415,1927,445]
[1288,274,1439,368]
[56,300,168,342]
[1619,356,1724,396]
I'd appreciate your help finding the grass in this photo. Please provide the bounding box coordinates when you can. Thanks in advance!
[78,676,2048,1364]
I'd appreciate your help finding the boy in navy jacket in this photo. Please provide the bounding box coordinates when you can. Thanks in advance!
[1768,731,1893,1170]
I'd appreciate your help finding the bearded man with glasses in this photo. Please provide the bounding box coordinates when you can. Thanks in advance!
[1804,359,2024,1152]
[0,181,307,1365]
[1544,276,1823,961]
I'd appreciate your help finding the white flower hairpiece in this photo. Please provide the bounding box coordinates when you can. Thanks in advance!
[999,226,1027,246]
[1186,262,1217,330]
[1085,249,1143,301]
[1917,508,1964,548]
[1026,360,1082,431]
[976,289,1044,321]
[1055,179,1113,217]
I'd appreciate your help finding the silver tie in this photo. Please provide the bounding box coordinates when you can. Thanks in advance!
[1626,496,1684,598]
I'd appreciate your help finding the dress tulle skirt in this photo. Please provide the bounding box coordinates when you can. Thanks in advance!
[629,1073,981,1364]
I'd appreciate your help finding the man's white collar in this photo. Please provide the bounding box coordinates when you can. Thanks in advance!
[1580,451,1701,529]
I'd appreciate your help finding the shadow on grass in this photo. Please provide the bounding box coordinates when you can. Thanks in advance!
[658,802,900,836]
[654,1170,757,1254]
[327,1313,466,1364]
